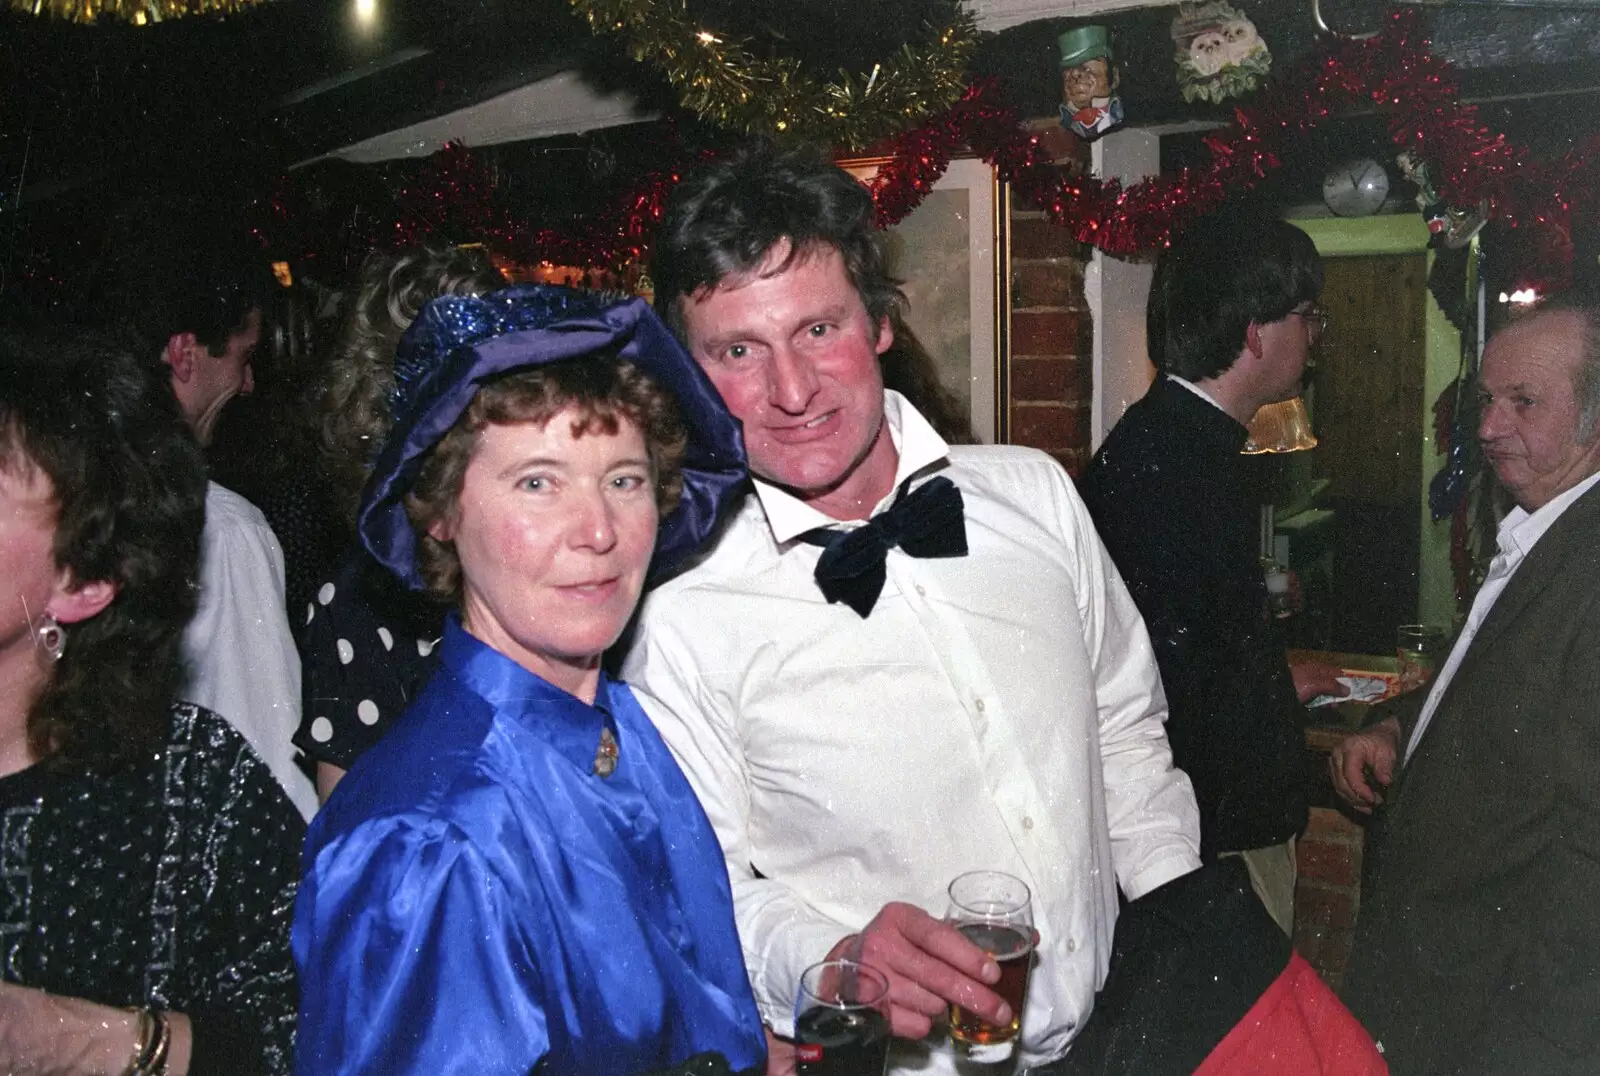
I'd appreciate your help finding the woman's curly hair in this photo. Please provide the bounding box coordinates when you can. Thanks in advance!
[403,356,688,605]
[0,327,207,768]
[319,245,504,531]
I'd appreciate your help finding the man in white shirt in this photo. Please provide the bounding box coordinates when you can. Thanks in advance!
[1332,297,1600,1074]
[625,145,1201,1072]
[140,244,317,820]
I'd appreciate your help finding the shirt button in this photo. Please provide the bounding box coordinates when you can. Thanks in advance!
[975,698,986,714]
[1067,937,1077,952]
[915,584,926,596]
[1022,816,1035,830]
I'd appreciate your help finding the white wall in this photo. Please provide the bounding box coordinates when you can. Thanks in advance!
[970,0,1181,32]
[1086,128,1160,449]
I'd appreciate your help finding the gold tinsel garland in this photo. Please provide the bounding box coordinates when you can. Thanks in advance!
[12,0,265,24]
[569,0,977,150]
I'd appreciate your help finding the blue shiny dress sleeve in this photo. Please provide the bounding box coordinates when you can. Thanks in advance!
[293,811,549,1075]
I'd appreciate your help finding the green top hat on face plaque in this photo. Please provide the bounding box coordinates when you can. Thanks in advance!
[1058,25,1112,69]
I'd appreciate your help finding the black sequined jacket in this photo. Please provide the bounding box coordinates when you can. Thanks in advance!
[0,702,303,1074]
[1080,377,1307,858]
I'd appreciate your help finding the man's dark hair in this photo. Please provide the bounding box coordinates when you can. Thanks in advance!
[111,224,277,363]
[651,143,904,333]
[0,327,208,768]
[1147,210,1323,382]
[880,314,977,444]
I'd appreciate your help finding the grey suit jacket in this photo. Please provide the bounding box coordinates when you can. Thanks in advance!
[1342,480,1600,1075]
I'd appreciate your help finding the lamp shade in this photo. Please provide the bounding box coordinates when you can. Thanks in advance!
[1242,396,1318,454]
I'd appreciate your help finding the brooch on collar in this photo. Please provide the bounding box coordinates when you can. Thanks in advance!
[593,728,619,778]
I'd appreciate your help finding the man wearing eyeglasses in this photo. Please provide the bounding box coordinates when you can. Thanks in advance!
[1079,210,1344,934]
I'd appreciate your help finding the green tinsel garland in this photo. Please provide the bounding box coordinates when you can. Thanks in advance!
[570,0,977,150]
[11,0,264,24]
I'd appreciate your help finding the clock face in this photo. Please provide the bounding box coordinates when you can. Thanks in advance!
[1323,158,1390,217]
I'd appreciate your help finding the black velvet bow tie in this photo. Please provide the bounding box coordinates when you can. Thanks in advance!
[797,475,968,618]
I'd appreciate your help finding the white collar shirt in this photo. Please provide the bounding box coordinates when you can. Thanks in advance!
[182,482,316,819]
[1166,373,1229,415]
[1404,469,1600,763]
[623,392,1200,1072]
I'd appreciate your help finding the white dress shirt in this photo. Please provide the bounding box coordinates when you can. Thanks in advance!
[1404,469,1600,764]
[624,393,1201,1072]
[1166,373,1227,413]
[182,482,317,820]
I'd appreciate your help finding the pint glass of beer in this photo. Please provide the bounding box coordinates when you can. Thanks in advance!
[945,870,1035,1062]
[794,959,892,1076]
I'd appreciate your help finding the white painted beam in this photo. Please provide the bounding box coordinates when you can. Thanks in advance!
[969,0,1176,32]
[1086,127,1160,450]
[298,70,656,167]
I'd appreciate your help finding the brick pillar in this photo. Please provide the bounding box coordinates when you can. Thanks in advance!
[1293,806,1365,991]
[1008,126,1094,475]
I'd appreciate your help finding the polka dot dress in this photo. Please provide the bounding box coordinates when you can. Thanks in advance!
[293,549,446,771]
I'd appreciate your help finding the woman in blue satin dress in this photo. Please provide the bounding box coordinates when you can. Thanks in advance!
[291,286,765,1076]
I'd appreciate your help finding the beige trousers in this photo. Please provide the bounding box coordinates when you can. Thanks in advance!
[1222,836,1297,936]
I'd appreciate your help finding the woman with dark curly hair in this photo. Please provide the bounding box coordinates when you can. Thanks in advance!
[0,328,302,1074]
[294,245,505,798]
[292,286,763,1075]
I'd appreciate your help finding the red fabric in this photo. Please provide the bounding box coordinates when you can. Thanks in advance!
[1193,952,1388,1076]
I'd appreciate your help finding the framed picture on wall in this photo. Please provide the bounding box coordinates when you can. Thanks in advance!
[840,156,1010,443]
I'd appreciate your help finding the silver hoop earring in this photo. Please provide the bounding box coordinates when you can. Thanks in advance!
[35,613,66,662]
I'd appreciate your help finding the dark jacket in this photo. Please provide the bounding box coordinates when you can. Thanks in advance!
[1080,377,1306,857]
[1342,480,1600,1075]
[1054,859,1385,1076]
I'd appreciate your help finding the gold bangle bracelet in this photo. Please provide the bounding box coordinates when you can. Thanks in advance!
[123,1008,154,1076]
[143,1010,171,1076]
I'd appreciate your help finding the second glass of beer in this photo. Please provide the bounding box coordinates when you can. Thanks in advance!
[945,870,1036,1062]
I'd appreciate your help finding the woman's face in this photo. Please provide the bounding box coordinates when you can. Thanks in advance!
[0,461,62,664]
[433,408,659,700]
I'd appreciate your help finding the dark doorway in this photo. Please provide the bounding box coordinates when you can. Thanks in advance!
[1307,253,1428,653]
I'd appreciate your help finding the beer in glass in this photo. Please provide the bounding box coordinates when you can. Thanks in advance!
[945,870,1035,1062]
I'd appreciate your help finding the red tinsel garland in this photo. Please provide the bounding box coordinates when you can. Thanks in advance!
[261,10,1596,287]
[389,141,693,273]
[867,10,1595,285]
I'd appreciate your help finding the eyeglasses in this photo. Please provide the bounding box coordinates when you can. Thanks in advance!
[1290,305,1328,339]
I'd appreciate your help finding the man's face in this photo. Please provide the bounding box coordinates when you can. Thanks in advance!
[1478,309,1600,511]
[1251,300,1321,404]
[1063,59,1111,110]
[677,242,897,517]
[182,307,261,446]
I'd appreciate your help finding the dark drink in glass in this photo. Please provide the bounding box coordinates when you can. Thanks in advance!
[794,1004,891,1076]
[794,959,892,1076]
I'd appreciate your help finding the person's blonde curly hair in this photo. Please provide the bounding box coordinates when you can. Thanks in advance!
[319,245,505,531]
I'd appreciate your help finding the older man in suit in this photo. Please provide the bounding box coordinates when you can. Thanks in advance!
[1333,295,1600,1074]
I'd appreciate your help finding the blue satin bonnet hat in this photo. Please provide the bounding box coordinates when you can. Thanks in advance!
[358,284,748,590]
